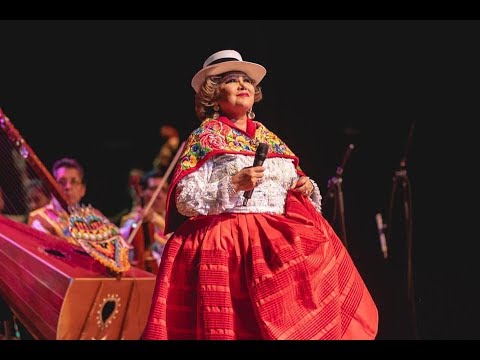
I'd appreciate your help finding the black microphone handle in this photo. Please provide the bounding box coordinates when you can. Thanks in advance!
[243,143,269,205]
[242,158,265,201]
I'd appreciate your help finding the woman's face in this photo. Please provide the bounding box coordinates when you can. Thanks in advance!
[217,72,255,118]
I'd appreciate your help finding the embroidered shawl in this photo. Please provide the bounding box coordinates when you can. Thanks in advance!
[164,117,306,233]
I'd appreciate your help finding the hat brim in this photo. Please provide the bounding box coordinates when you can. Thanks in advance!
[191,61,266,93]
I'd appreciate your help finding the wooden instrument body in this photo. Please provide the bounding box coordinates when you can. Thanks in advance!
[0,215,156,340]
[131,221,159,274]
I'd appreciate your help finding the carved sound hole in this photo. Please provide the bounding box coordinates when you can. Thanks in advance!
[44,249,66,258]
[101,300,116,323]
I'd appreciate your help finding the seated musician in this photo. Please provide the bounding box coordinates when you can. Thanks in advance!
[27,157,97,244]
[25,178,51,213]
[119,169,170,272]
[152,124,180,172]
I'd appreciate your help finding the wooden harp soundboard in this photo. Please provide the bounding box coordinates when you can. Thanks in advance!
[0,108,156,339]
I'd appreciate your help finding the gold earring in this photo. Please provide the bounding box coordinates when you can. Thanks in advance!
[248,109,255,119]
[213,104,220,119]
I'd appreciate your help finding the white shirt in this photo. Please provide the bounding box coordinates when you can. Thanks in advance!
[176,153,322,217]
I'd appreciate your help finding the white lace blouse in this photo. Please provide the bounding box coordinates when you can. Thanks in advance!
[175,153,322,217]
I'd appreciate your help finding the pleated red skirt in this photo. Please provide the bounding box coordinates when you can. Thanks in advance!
[142,191,378,340]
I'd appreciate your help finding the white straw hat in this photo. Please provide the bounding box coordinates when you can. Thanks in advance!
[191,49,267,93]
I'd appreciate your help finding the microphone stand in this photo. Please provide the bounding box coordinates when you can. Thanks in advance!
[325,144,355,249]
[386,122,417,339]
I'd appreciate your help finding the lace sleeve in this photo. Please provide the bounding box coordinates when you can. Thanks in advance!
[308,177,323,213]
[175,157,242,217]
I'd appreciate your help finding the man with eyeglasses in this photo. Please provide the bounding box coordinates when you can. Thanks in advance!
[27,157,92,243]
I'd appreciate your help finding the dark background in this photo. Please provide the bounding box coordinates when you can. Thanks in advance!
[0,20,477,339]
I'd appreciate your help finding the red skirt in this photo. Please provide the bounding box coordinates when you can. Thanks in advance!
[142,191,378,340]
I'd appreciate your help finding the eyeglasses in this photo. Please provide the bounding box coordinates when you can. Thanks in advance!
[57,178,83,187]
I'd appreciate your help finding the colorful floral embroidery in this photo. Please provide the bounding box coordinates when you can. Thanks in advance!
[173,118,302,184]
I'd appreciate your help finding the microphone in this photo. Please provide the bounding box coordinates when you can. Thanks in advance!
[243,142,269,206]
[375,213,388,259]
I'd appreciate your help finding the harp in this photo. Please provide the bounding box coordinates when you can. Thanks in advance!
[0,108,155,339]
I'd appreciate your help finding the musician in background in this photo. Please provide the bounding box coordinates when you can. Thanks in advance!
[27,157,89,243]
[152,124,180,173]
[107,168,145,226]
[119,169,170,273]
[25,179,51,213]
[0,185,24,222]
